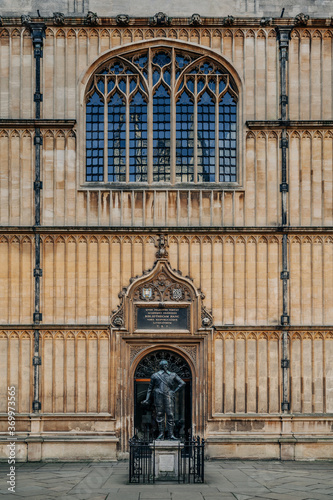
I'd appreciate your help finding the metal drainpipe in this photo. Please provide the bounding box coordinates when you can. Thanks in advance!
[28,22,46,413]
[277,27,292,412]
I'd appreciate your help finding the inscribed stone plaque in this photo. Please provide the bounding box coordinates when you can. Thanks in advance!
[136,307,189,330]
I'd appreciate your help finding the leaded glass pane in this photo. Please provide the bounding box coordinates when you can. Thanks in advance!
[176,92,194,182]
[219,92,237,182]
[108,93,126,182]
[130,93,148,182]
[153,85,171,182]
[86,92,104,182]
[197,91,215,182]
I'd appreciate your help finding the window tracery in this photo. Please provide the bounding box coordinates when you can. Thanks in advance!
[85,47,238,184]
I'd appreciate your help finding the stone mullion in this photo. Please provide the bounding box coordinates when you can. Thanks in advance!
[170,47,176,184]
[103,81,108,183]
[194,77,198,183]
[125,77,130,183]
[147,48,153,184]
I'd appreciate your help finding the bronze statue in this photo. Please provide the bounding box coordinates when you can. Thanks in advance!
[142,360,185,440]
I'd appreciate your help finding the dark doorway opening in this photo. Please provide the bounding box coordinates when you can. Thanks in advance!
[134,350,192,441]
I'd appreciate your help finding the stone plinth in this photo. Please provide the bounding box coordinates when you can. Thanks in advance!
[151,440,184,480]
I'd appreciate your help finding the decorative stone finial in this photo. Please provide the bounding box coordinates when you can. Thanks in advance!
[222,15,234,26]
[21,15,32,26]
[149,12,172,27]
[53,12,65,25]
[84,11,100,26]
[190,13,202,26]
[156,234,169,259]
[294,13,309,26]
[260,17,272,26]
[116,14,130,26]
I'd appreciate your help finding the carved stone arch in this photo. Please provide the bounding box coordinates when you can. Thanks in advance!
[312,30,322,39]
[44,129,55,139]
[235,29,244,38]
[45,28,55,37]
[180,236,190,244]
[313,130,323,140]
[191,236,200,245]
[314,332,324,340]
[225,235,234,244]
[0,235,9,243]
[111,235,121,244]
[168,235,178,244]
[56,29,66,38]
[302,235,312,244]
[22,235,32,244]
[67,29,76,38]
[145,29,154,39]
[0,130,9,138]
[10,130,20,139]
[325,332,333,339]
[55,332,64,339]
[290,235,301,244]
[324,236,333,244]
[110,243,212,332]
[257,131,267,140]
[123,29,132,42]
[236,235,246,244]
[10,235,20,244]
[78,29,88,38]
[19,129,31,140]
[88,331,98,339]
[269,332,279,340]
[247,235,257,244]
[313,236,323,244]
[213,29,222,38]
[246,131,255,140]
[0,331,8,338]
[301,30,311,39]
[89,29,99,38]
[55,130,66,139]
[202,235,212,244]
[55,235,65,244]
[302,130,312,139]
[223,29,232,38]
[43,331,53,339]
[292,332,301,340]
[268,131,278,140]
[259,332,268,340]
[248,332,257,340]
[77,331,87,339]
[10,332,19,339]
[66,331,75,340]
[257,29,266,39]
[258,235,268,244]
[237,332,246,340]
[324,130,333,139]
[168,29,177,39]
[246,29,255,38]
[291,29,300,39]
[268,29,276,38]
[100,235,110,244]
[290,130,301,139]
[11,29,21,38]
[180,28,189,40]
[20,331,31,340]
[0,29,10,38]
[213,235,223,244]
[225,332,235,340]
[67,235,76,244]
[303,332,313,340]
[44,235,54,244]
[89,235,98,244]
[323,30,333,39]
[134,29,144,40]
[156,29,166,38]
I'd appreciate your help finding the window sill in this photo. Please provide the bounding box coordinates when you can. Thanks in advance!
[79,182,243,191]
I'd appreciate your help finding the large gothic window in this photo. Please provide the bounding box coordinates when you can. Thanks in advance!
[85,47,238,184]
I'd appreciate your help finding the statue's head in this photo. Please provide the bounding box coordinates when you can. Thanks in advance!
[159,360,168,370]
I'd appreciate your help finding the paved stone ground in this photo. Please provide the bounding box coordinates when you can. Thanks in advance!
[0,460,332,500]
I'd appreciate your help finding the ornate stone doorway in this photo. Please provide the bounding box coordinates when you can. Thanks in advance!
[134,349,192,441]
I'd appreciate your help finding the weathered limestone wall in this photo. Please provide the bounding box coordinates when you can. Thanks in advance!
[0,234,332,326]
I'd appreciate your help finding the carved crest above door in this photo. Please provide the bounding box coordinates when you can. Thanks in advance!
[110,235,213,334]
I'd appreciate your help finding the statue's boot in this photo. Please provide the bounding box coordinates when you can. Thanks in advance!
[156,420,164,440]
[167,420,177,440]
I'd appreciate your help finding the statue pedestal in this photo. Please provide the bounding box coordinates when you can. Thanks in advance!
[151,440,184,480]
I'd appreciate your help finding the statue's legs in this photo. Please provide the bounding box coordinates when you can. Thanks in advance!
[154,393,165,439]
[165,395,177,440]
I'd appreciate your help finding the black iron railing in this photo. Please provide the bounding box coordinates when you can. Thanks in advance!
[129,436,204,484]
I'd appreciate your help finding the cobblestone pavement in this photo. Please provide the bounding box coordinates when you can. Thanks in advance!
[0,460,332,500]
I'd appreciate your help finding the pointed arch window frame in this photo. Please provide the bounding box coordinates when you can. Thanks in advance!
[84,45,240,186]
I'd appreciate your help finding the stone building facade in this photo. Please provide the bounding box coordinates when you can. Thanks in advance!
[0,1,332,461]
